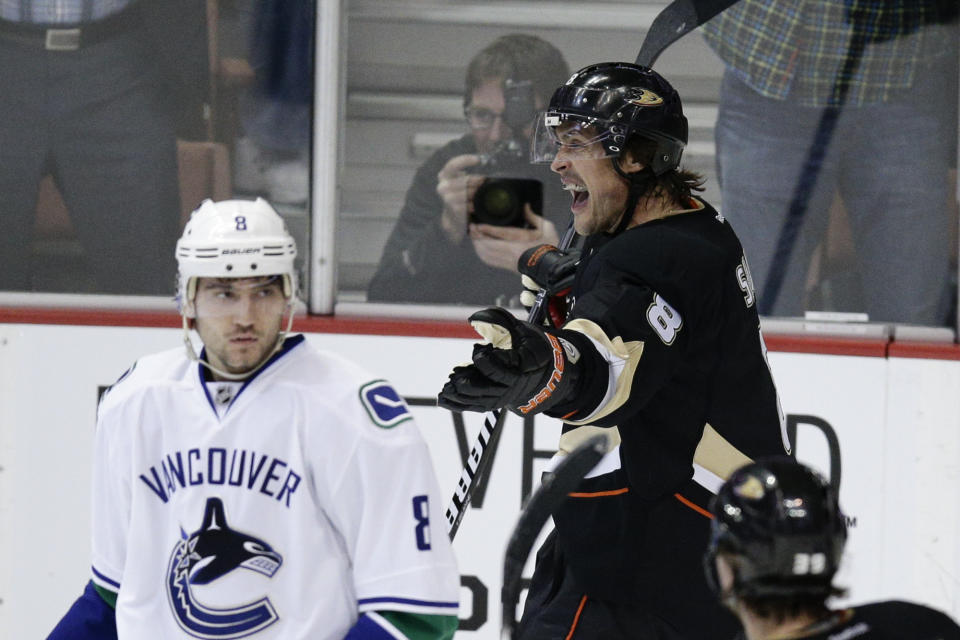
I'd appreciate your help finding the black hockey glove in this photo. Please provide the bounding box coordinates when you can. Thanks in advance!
[438,307,583,416]
[518,244,580,327]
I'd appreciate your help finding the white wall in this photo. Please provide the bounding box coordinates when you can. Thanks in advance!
[2,323,959,638]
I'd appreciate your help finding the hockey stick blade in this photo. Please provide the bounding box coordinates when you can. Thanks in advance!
[500,433,609,639]
[445,220,579,541]
[635,0,742,68]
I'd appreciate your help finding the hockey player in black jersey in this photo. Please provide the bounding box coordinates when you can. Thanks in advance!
[706,457,960,640]
[439,62,790,639]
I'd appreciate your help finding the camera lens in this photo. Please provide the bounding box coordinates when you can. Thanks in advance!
[474,180,522,226]
[472,178,543,227]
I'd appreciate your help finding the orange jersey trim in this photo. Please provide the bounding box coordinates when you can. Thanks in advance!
[674,492,713,519]
[565,595,588,640]
[567,487,629,498]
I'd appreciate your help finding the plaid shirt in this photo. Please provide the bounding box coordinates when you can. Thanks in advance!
[701,0,955,106]
[0,0,132,24]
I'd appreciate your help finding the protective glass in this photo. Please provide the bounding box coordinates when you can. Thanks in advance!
[191,276,290,319]
[530,113,618,164]
[464,106,506,131]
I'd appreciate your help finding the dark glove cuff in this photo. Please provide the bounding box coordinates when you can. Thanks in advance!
[510,331,574,416]
[518,244,581,295]
[540,329,608,420]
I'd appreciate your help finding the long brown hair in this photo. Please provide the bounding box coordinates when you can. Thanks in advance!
[623,135,705,204]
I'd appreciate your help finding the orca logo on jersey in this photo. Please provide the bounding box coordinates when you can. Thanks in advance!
[167,497,284,638]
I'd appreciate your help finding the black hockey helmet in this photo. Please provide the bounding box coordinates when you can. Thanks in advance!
[531,62,688,175]
[704,457,847,600]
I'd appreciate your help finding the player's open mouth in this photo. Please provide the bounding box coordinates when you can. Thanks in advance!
[563,182,589,211]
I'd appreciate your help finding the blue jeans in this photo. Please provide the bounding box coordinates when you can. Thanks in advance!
[714,69,954,325]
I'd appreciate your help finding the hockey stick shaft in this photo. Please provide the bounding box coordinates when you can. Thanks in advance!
[445,220,578,541]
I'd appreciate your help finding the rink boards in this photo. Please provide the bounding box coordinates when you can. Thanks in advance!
[1,318,959,638]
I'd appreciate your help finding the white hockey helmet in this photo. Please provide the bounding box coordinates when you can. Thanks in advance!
[176,198,297,314]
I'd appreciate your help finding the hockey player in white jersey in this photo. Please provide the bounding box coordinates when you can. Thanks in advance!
[48,198,460,640]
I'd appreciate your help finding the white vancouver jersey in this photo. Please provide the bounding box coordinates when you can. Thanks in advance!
[89,335,460,639]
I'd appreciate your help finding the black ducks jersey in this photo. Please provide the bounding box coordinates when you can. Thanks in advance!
[557,197,789,499]
[533,198,790,633]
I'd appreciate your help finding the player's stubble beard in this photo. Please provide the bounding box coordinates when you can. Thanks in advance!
[569,177,630,236]
[196,316,284,380]
[557,155,632,236]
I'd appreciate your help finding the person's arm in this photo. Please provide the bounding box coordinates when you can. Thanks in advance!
[322,381,460,638]
[368,141,475,302]
[554,278,689,426]
[49,372,133,639]
[367,165,453,301]
[437,265,691,426]
[345,610,457,639]
[46,581,117,640]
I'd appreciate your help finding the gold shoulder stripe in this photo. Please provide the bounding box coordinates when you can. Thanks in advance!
[562,318,644,425]
[693,423,753,481]
[558,425,621,455]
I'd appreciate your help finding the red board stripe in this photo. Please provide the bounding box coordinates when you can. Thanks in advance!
[764,334,888,358]
[887,341,960,361]
[0,307,956,358]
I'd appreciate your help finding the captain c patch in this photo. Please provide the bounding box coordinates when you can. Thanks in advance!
[360,380,412,429]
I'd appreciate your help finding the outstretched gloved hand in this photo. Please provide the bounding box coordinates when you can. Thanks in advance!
[437,307,583,416]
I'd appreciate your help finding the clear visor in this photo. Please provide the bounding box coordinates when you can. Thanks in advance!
[530,113,619,164]
[189,275,290,319]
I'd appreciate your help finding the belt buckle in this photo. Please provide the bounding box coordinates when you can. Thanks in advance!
[45,28,81,51]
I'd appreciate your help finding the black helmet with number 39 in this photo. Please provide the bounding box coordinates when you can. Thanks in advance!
[704,457,848,601]
[531,62,688,175]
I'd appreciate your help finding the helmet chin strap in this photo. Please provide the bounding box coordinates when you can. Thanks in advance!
[181,306,296,382]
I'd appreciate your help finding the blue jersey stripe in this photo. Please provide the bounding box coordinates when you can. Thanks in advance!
[358,596,458,609]
[91,565,120,589]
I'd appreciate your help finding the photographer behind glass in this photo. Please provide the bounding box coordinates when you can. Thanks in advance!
[367,34,571,305]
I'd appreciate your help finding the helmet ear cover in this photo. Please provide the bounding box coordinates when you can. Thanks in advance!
[183,278,198,319]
